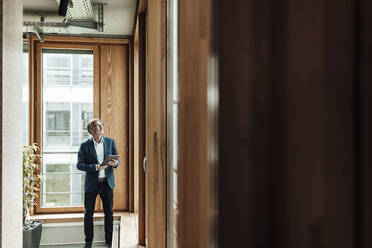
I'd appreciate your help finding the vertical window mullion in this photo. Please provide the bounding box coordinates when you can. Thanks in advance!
[167,0,179,246]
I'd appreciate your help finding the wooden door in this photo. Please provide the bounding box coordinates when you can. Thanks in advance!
[145,0,166,246]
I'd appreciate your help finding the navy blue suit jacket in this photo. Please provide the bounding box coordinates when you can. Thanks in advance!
[77,136,120,192]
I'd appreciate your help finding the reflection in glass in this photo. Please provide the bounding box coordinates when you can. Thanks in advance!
[46,163,70,173]
[45,193,71,207]
[45,174,70,192]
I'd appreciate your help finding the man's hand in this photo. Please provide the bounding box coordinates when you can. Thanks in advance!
[96,164,108,170]
[107,159,118,167]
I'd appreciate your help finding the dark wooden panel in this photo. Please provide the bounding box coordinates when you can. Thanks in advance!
[360,0,372,247]
[139,0,147,13]
[285,0,327,247]
[270,1,290,247]
[323,1,355,247]
[217,0,272,247]
[217,0,356,247]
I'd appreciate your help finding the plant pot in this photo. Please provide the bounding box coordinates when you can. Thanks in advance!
[23,221,42,248]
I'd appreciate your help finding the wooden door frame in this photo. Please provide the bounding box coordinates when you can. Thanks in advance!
[32,36,133,214]
[34,42,100,214]
[134,11,147,246]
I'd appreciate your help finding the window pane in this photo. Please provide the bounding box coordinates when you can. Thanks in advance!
[43,193,84,207]
[46,164,70,173]
[44,54,71,86]
[44,193,70,207]
[45,174,70,193]
[41,49,93,208]
[45,103,71,147]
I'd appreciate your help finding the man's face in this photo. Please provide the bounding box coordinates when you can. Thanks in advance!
[89,121,103,136]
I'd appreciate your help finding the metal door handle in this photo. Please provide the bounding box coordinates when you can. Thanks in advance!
[143,156,148,173]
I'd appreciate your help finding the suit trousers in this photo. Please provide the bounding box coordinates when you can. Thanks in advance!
[84,180,114,245]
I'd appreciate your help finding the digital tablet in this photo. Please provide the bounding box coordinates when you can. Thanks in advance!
[102,154,120,165]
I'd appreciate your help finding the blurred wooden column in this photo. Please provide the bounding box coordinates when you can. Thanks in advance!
[178,0,214,247]
[217,0,357,247]
[359,0,372,247]
[217,1,273,247]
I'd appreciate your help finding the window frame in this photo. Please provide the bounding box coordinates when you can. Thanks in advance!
[166,0,179,246]
[34,42,100,214]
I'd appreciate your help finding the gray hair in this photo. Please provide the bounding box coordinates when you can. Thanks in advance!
[86,118,102,134]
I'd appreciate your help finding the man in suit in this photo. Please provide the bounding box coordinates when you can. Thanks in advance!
[77,118,120,248]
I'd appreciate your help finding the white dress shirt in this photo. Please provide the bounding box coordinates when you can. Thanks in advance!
[93,136,105,179]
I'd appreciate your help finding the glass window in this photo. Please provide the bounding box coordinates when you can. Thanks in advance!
[41,49,93,207]
[78,55,93,85]
[44,54,71,85]
[43,163,84,207]
[167,0,179,247]
[23,42,29,145]
[45,103,71,147]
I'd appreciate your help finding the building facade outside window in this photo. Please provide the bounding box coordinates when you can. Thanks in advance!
[41,50,93,207]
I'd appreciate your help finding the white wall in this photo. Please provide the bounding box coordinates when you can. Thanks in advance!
[2,0,23,246]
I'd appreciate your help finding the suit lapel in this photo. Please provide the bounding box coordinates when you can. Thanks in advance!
[103,136,109,158]
[103,137,110,174]
[89,138,99,163]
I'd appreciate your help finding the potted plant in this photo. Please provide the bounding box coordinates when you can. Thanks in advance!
[23,144,43,248]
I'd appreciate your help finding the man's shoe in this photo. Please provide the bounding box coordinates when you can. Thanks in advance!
[105,243,112,247]
[84,242,92,248]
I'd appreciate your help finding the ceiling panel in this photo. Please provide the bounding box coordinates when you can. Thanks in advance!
[23,0,137,36]
[23,0,58,12]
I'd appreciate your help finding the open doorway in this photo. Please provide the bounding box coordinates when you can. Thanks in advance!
[22,0,140,247]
